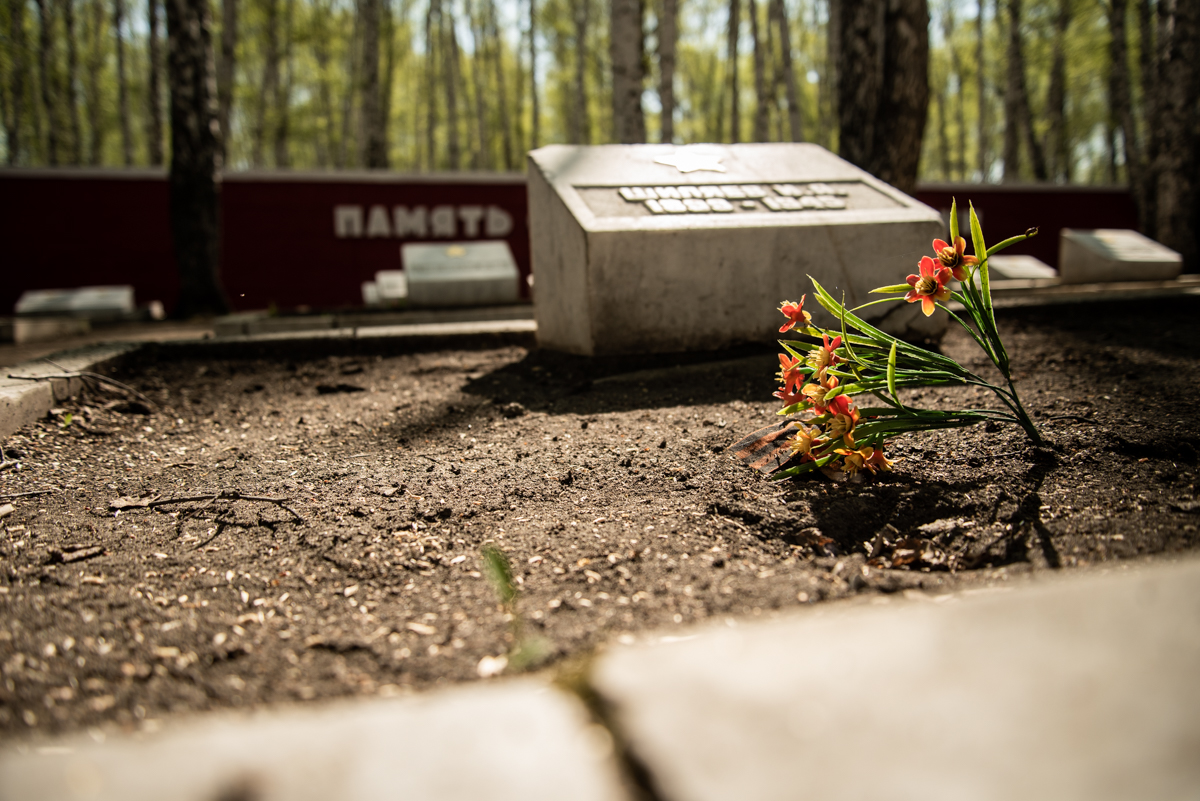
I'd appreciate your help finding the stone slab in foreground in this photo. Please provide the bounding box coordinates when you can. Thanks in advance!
[592,559,1200,801]
[0,680,627,801]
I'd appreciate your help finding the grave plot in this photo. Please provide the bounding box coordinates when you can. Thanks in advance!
[0,295,1198,740]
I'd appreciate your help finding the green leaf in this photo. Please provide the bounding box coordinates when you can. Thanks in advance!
[949,197,960,243]
[481,545,517,607]
[969,202,992,319]
[868,284,912,295]
[886,340,901,409]
[986,228,1038,257]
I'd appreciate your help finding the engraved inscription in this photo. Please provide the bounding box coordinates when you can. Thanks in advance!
[613,182,853,215]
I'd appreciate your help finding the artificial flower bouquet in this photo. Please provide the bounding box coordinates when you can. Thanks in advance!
[734,199,1042,480]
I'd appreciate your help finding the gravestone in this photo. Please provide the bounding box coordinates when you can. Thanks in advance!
[15,286,136,321]
[527,144,946,355]
[987,254,1057,279]
[401,242,521,307]
[1058,229,1182,284]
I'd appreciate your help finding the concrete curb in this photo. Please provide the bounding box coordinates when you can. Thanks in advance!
[0,343,141,441]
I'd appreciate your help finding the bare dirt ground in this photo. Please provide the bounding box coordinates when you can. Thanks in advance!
[1,296,1197,740]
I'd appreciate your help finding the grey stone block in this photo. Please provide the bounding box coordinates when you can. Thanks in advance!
[0,680,628,801]
[403,242,521,307]
[987,254,1057,279]
[0,343,137,439]
[592,560,1200,801]
[1059,229,1182,284]
[15,286,136,321]
[527,144,947,355]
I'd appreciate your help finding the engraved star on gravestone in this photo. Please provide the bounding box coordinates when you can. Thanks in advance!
[653,150,728,174]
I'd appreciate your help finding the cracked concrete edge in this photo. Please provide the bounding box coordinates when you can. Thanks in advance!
[0,343,142,441]
[0,678,631,801]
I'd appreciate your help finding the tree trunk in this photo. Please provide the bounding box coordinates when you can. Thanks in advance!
[1154,0,1199,270]
[380,0,398,163]
[658,0,676,142]
[313,0,336,167]
[610,0,645,143]
[361,0,386,167]
[529,0,539,149]
[273,0,294,166]
[834,0,883,173]
[1136,0,1159,236]
[1109,0,1140,194]
[147,0,164,165]
[6,0,28,164]
[725,0,739,142]
[340,1,361,167]
[749,0,768,142]
[85,0,103,164]
[936,70,951,178]
[165,0,228,316]
[486,0,513,168]
[467,0,490,163]
[252,0,279,167]
[1002,0,1045,182]
[771,0,801,142]
[35,0,59,165]
[976,0,987,180]
[424,0,438,169]
[217,0,237,165]
[62,0,83,162]
[1043,0,1069,181]
[942,2,964,177]
[444,3,462,169]
[114,0,132,165]
[572,0,590,143]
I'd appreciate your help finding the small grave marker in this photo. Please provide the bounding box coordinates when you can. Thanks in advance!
[527,144,946,355]
[1058,229,1182,284]
[401,242,521,307]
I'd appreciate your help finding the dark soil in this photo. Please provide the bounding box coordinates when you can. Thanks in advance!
[2,297,1198,740]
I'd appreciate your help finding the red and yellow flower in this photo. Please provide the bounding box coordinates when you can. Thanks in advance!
[778,296,812,333]
[932,236,978,281]
[788,424,822,459]
[806,334,842,377]
[776,353,806,397]
[801,374,839,410]
[905,256,953,317]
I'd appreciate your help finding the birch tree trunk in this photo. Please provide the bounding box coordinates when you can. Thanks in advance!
[749,0,768,142]
[726,0,739,142]
[217,0,237,164]
[114,0,133,164]
[35,0,59,165]
[1153,0,1199,270]
[6,0,28,164]
[361,0,386,167]
[147,0,164,165]
[273,0,294,166]
[1043,0,1069,181]
[657,0,676,142]
[165,0,228,316]
[62,0,83,162]
[86,0,103,164]
[942,3,964,177]
[610,0,645,143]
[771,0,801,142]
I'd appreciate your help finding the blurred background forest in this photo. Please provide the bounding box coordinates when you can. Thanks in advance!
[0,0,1175,186]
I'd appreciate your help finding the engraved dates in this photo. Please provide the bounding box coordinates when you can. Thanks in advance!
[615,182,852,215]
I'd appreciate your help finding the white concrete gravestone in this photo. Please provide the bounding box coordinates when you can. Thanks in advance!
[15,286,136,321]
[527,144,947,355]
[401,242,521,307]
[1058,228,1182,284]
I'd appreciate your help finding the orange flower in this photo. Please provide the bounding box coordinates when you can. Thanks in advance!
[801,374,839,409]
[836,445,893,477]
[778,296,812,333]
[826,409,859,446]
[932,236,978,281]
[777,353,806,396]
[806,334,842,377]
[773,385,805,407]
[905,256,953,317]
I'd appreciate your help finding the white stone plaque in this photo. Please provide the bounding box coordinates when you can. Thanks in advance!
[527,144,946,355]
[1058,229,1182,284]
